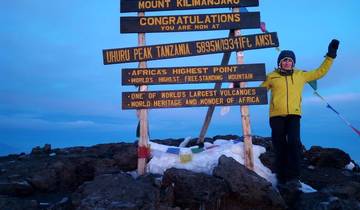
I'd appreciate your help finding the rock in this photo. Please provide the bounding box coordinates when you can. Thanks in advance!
[295,192,360,210]
[213,134,240,141]
[72,173,160,210]
[111,143,137,171]
[94,158,118,175]
[300,166,356,190]
[252,136,274,151]
[150,138,184,147]
[31,146,42,155]
[259,150,276,172]
[304,146,351,169]
[0,196,38,210]
[16,154,29,161]
[29,169,57,192]
[72,158,96,184]
[0,182,13,195]
[178,137,214,147]
[48,197,74,210]
[0,169,6,174]
[7,174,22,182]
[151,137,213,148]
[321,181,360,201]
[0,180,34,196]
[31,144,52,156]
[50,157,95,192]
[12,180,34,196]
[44,144,52,154]
[213,155,286,210]
[162,168,228,209]
[2,136,360,209]
[277,183,302,209]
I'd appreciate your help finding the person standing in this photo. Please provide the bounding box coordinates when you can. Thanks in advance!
[260,39,340,188]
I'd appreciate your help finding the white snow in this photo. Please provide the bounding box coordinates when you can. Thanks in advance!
[147,139,316,193]
[179,137,192,147]
[308,165,315,170]
[300,182,317,193]
[345,161,355,170]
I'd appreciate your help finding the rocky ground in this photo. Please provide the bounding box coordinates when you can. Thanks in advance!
[0,135,360,210]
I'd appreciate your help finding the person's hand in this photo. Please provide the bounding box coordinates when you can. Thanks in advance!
[326,39,340,59]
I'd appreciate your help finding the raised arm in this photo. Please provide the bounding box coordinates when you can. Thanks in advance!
[303,39,339,82]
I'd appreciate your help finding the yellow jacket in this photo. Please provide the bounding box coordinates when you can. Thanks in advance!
[260,56,334,117]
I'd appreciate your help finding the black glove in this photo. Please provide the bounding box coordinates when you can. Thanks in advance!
[326,39,339,59]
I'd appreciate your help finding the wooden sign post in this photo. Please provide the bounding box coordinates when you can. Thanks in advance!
[137,12,149,176]
[233,7,254,170]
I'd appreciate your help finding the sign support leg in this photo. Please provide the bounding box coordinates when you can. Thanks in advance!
[137,12,149,176]
[233,7,254,170]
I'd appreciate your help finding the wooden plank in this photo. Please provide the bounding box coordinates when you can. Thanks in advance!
[120,12,260,33]
[122,87,268,109]
[103,32,279,64]
[122,63,265,85]
[233,7,254,170]
[121,0,259,13]
[137,12,149,176]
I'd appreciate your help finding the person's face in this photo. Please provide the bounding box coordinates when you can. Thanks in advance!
[280,58,294,70]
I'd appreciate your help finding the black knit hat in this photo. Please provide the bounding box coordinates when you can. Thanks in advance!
[277,50,296,66]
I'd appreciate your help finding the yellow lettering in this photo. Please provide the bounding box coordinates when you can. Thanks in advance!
[138,0,171,10]
[255,34,275,47]
[133,47,153,60]
[228,73,254,80]
[199,98,224,105]
[106,50,130,63]
[185,98,198,105]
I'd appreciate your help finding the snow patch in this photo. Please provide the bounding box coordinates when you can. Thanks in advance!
[345,161,355,170]
[147,139,317,193]
[148,139,277,186]
[300,182,317,193]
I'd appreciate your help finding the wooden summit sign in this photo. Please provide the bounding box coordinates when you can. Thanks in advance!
[120,12,260,33]
[122,64,265,85]
[121,0,259,12]
[122,87,267,109]
[103,32,279,64]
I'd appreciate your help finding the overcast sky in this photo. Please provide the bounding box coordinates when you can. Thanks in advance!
[1,0,359,161]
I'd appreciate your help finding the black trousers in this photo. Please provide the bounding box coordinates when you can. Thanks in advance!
[270,115,302,183]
